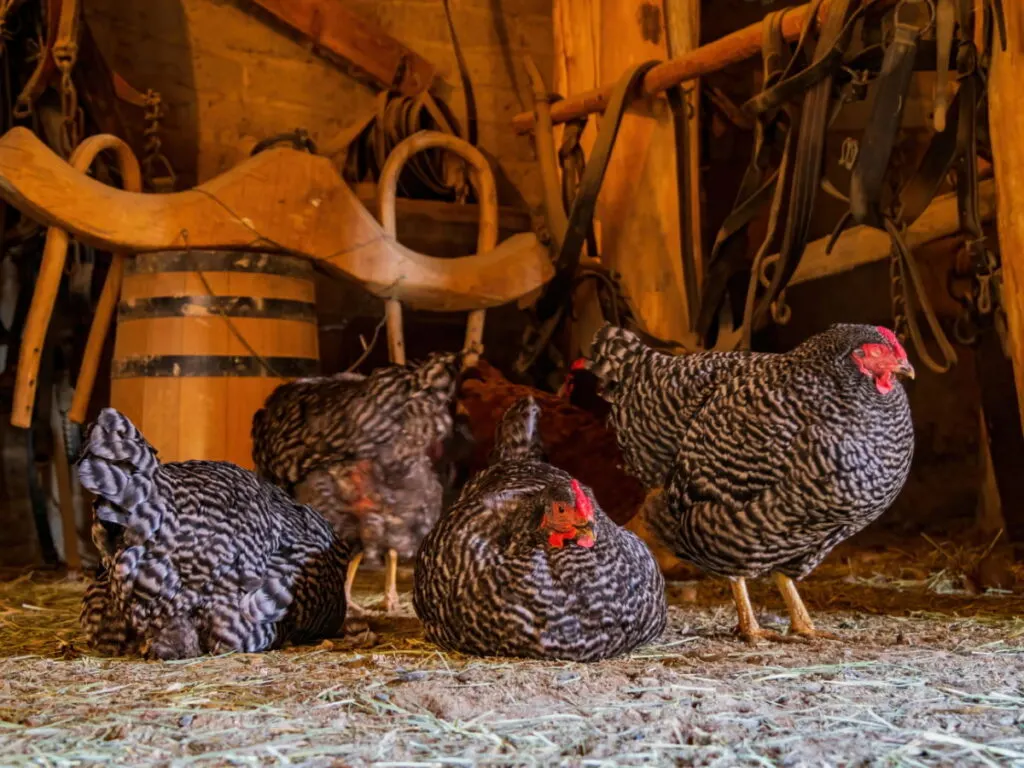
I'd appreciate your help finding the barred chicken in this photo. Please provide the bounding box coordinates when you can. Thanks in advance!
[251,353,463,614]
[414,396,667,661]
[574,323,915,643]
[78,408,354,659]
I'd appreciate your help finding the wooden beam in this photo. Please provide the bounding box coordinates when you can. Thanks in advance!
[987,4,1024,434]
[512,0,896,134]
[245,0,436,96]
[665,0,704,321]
[790,180,996,286]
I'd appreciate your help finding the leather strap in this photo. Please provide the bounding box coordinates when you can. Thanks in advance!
[753,0,857,327]
[849,18,921,228]
[442,0,477,147]
[534,59,662,321]
[696,8,792,342]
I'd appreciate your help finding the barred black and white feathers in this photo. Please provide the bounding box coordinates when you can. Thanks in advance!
[583,323,915,581]
[414,396,667,662]
[251,353,463,569]
[78,408,355,660]
[251,353,461,490]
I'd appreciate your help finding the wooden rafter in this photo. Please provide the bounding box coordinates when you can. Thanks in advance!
[246,0,436,96]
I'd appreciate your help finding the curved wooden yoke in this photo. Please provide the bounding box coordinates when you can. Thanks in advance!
[0,127,554,312]
[377,132,497,369]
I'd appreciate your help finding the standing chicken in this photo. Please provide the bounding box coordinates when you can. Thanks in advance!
[78,408,354,660]
[251,353,463,614]
[574,323,915,643]
[414,396,667,661]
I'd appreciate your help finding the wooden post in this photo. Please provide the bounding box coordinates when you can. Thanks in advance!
[987,4,1024,434]
[551,0,692,346]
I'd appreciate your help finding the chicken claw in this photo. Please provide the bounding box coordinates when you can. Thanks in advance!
[773,573,841,642]
[728,577,802,645]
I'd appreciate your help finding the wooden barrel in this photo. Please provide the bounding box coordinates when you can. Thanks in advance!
[112,251,319,468]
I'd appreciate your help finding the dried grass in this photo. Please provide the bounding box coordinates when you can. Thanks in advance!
[0,543,1022,767]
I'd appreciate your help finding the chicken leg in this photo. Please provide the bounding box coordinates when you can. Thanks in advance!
[772,573,840,640]
[729,577,795,645]
[381,548,401,614]
[344,552,367,617]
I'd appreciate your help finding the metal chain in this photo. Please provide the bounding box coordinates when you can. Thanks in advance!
[889,239,910,345]
[141,89,176,192]
[52,40,83,158]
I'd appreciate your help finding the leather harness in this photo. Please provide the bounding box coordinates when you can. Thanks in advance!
[533,0,1005,376]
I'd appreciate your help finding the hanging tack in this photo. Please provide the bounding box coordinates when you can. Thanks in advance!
[376,131,499,371]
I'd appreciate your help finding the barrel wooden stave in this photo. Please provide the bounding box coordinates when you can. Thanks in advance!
[112,251,319,468]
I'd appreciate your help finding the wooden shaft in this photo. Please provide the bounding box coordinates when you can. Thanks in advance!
[385,298,406,365]
[511,0,895,134]
[984,8,1024,433]
[51,387,80,572]
[68,254,124,424]
[12,135,142,428]
[12,226,69,427]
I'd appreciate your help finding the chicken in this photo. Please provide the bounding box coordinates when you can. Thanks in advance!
[78,408,354,660]
[414,396,667,661]
[574,323,916,643]
[458,360,644,526]
[251,353,463,614]
[458,359,700,579]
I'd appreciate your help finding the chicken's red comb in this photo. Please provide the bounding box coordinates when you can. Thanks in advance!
[570,479,594,521]
[570,358,588,371]
[875,326,907,359]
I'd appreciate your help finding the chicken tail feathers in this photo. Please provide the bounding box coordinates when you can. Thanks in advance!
[78,408,159,505]
[586,323,649,385]
[491,396,545,464]
[77,408,166,549]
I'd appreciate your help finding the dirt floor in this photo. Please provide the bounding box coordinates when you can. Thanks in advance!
[1,539,1023,767]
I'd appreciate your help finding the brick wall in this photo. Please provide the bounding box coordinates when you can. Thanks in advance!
[85,0,553,209]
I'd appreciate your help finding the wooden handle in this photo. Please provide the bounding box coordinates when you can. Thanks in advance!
[376,131,500,368]
[13,134,142,429]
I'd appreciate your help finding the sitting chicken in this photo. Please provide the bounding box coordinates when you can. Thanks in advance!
[573,323,915,643]
[414,396,667,661]
[78,408,355,660]
[251,353,464,614]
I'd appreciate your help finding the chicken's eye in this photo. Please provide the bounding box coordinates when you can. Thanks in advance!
[854,348,866,358]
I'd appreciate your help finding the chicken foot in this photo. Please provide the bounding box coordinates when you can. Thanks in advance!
[728,577,798,645]
[773,573,840,641]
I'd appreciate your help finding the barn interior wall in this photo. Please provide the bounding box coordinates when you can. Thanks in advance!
[64,0,993,549]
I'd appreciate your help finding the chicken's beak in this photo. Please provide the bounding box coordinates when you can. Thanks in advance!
[895,358,915,380]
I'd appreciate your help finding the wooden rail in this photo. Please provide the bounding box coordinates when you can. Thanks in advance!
[511,0,896,134]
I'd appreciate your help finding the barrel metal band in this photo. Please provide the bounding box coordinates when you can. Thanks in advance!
[126,251,313,277]
[112,355,320,379]
[118,295,317,322]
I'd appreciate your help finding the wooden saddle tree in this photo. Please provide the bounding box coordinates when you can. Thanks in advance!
[0,127,553,311]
